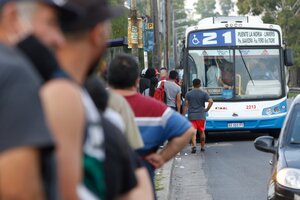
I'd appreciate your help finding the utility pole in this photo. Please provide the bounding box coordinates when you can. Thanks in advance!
[151,0,161,69]
[142,16,149,70]
[165,0,171,70]
[172,10,177,68]
[130,0,139,60]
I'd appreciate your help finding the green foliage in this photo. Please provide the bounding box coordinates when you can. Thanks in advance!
[194,0,217,18]
[236,0,300,86]
[172,0,188,20]
[220,0,234,16]
[111,10,129,39]
[236,0,300,53]
[110,0,123,5]
[109,0,128,39]
[137,0,151,16]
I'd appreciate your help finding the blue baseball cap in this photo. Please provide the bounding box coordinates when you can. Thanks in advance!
[58,0,124,32]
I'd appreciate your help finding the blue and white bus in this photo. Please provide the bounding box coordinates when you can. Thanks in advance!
[183,16,293,136]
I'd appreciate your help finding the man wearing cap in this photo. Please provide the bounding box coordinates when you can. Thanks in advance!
[41,0,152,200]
[0,0,70,199]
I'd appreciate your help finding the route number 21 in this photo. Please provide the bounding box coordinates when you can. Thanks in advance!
[202,31,232,45]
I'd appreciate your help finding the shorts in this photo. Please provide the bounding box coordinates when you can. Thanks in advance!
[190,120,206,132]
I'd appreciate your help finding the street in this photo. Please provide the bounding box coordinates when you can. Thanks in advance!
[169,132,273,200]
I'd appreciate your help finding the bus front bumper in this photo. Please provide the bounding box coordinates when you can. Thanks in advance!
[205,114,286,131]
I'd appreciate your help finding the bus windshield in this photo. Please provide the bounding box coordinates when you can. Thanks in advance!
[187,48,282,101]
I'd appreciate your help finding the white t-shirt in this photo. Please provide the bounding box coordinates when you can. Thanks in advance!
[206,65,221,87]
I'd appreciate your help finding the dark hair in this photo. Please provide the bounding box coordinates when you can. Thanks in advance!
[85,75,109,112]
[193,78,201,87]
[169,70,178,80]
[108,54,139,89]
[149,77,159,97]
[145,68,156,79]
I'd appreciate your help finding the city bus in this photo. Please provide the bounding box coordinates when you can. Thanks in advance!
[182,16,294,136]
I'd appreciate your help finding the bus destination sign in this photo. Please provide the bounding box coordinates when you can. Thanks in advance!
[188,29,280,47]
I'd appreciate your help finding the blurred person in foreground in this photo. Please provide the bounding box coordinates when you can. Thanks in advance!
[108,89,144,150]
[41,0,151,199]
[85,76,153,200]
[108,54,195,193]
[0,0,71,199]
[95,56,144,150]
[14,0,150,198]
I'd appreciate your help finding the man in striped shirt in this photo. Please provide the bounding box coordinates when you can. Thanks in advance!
[108,54,195,185]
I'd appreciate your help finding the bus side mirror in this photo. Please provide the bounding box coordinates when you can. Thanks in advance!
[284,48,294,67]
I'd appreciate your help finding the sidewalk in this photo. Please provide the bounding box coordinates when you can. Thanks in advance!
[156,158,174,200]
[156,146,213,200]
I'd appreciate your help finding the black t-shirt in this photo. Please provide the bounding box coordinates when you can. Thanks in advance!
[85,75,140,199]
[102,116,139,200]
[139,78,150,94]
[0,43,58,200]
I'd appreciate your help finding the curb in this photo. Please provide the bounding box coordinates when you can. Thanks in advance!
[156,158,175,200]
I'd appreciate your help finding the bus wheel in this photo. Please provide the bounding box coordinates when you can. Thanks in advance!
[269,129,281,138]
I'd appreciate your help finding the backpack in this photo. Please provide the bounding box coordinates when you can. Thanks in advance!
[153,81,166,103]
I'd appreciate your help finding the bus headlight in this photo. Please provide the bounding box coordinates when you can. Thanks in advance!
[262,101,287,116]
[265,108,273,115]
[277,168,300,190]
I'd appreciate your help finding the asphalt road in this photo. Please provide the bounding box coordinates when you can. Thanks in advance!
[197,99,294,200]
[169,132,273,200]
[203,132,273,200]
[169,99,294,200]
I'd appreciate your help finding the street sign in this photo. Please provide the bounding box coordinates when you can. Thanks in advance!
[138,18,143,48]
[128,18,132,48]
[148,23,154,29]
[128,18,143,49]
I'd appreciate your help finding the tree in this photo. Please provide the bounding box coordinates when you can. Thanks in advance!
[194,0,217,18]
[220,0,234,16]
[110,0,128,38]
[172,0,188,20]
[237,0,300,86]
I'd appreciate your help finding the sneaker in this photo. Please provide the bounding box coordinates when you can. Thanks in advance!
[191,147,196,154]
[200,148,205,152]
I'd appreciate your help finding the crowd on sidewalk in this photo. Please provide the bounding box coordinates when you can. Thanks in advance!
[0,0,213,200]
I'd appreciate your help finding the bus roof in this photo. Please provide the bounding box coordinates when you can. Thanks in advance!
[198,16,263,25]
[185,16,283,46]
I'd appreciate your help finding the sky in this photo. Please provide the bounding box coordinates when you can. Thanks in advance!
[184,0,238,19]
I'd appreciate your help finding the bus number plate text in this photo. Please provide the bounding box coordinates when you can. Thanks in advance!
[228,123,244,128]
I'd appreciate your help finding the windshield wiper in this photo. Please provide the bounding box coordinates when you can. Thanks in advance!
[239,49,255,86]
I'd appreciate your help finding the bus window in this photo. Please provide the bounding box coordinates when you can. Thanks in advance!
[236,49,282,98]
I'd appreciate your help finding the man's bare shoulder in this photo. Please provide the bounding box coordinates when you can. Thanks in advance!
[40,79,84,120]
[41,79,81,97]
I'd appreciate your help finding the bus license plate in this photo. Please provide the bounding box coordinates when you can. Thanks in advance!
[228,123,244,128]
